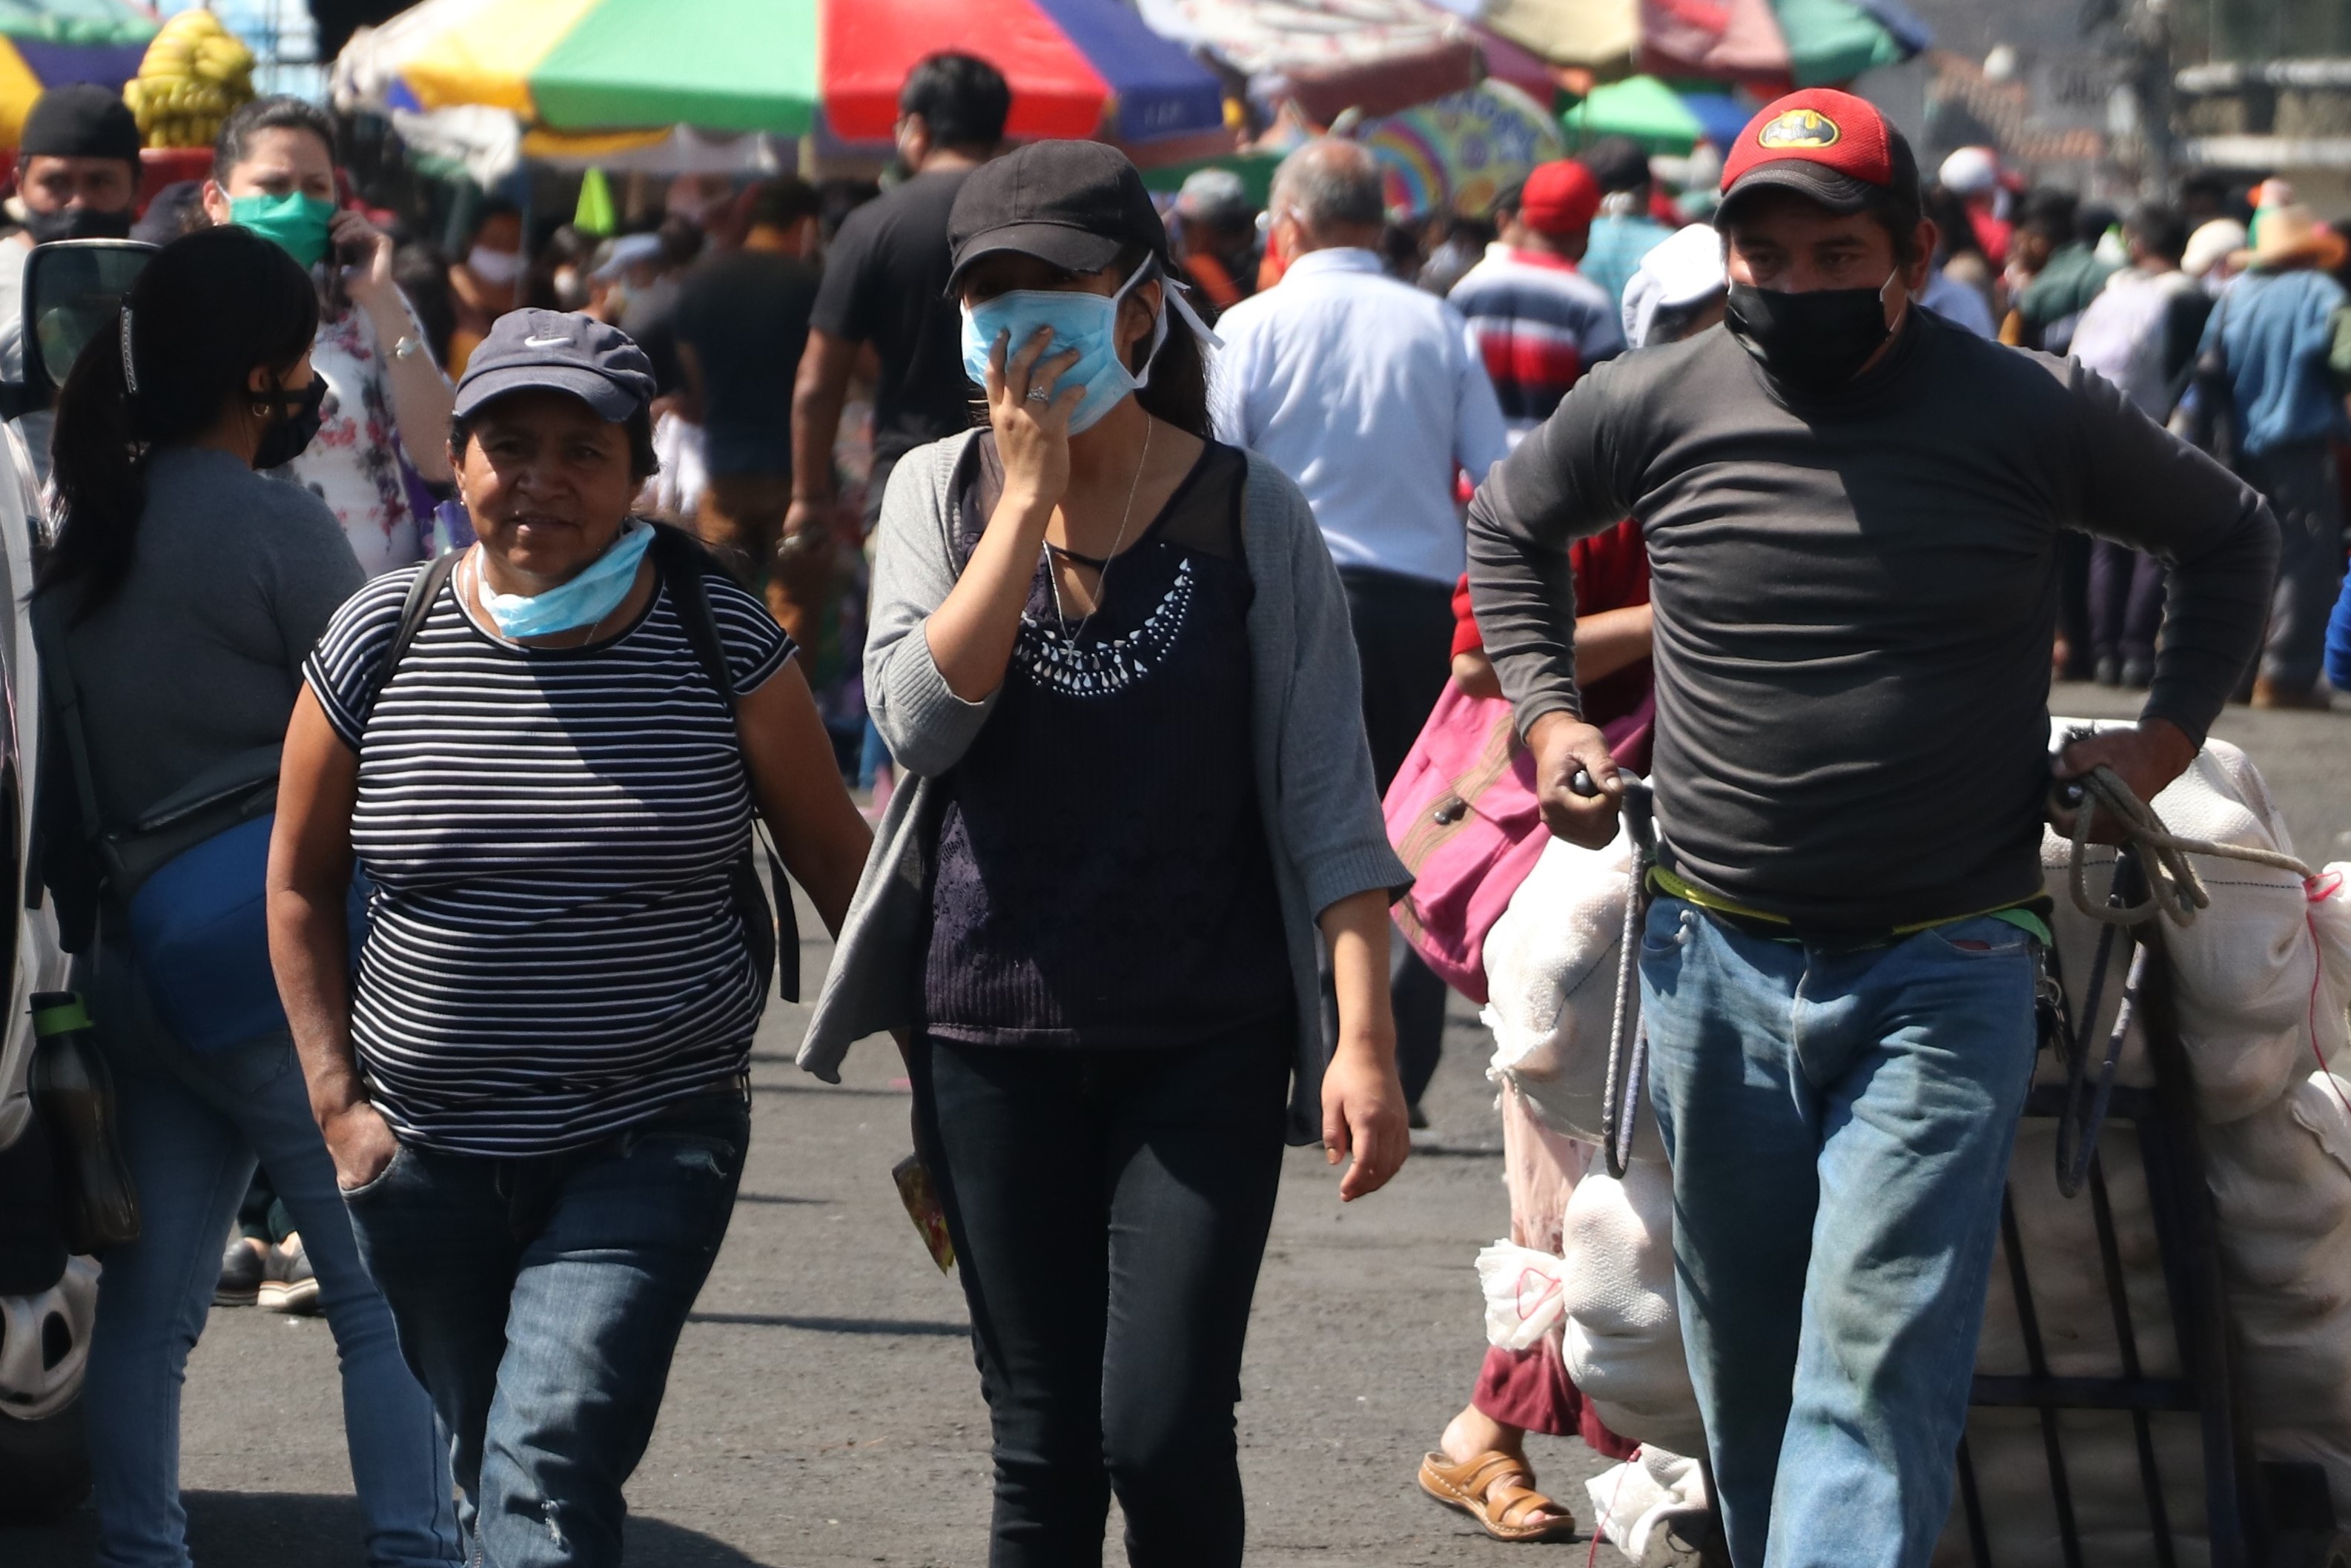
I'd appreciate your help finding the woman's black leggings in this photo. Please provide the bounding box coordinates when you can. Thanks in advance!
[912,1027,1291,1568]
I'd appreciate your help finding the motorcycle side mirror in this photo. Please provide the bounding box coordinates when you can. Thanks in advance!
[15,239,158,413]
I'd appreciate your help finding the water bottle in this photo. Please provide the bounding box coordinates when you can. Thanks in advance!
[28,990,139,1253]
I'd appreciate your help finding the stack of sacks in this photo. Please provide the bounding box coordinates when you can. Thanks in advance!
[1475,726,2351,1564]
[1481,828,1705,1559]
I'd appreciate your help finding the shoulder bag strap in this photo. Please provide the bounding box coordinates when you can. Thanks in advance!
[355,552,462,734]
[648,524,801,1002]
[30,592,110,856]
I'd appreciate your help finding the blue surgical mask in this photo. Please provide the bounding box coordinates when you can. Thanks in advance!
[480,520,653,639]
[960,259,1168,434]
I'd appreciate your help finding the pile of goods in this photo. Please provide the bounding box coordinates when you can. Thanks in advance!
[121,10,255,151]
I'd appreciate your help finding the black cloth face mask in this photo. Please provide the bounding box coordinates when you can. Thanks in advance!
[254,376,328,469]
[21,205,132,244]
[1725,272,1899,395]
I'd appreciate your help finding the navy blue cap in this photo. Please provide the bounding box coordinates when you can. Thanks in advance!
[453,308,655,423]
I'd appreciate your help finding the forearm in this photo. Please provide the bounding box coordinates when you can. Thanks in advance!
[1467,494,1584,738]
[791,343,853,504]
[924,489,1055,701]
[270,885,363,1121]
[1573,602,1654,685]
[1320,889,1398,1061]
[354,288,454,482]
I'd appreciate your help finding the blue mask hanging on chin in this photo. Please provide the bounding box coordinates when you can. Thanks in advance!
[959,259,1168,435]
[480,520,654,639]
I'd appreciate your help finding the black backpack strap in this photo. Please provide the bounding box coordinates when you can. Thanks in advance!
[647,524,801,1003]
[356,552,461,734]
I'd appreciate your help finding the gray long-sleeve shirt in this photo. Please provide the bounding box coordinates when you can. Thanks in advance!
[62,446,363,827]
[1467,308,2279,933]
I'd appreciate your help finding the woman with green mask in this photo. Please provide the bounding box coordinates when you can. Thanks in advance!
[202,96,455,577]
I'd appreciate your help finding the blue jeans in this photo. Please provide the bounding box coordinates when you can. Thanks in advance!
[83,975,457,1568]
[342,1091,749,1568]
[1639,899,2038,1568]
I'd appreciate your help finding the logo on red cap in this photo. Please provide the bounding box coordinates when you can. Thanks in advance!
[1756,109,1840,151]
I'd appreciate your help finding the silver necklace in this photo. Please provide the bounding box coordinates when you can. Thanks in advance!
[469,548,621,649]
[1045,419,1153,647]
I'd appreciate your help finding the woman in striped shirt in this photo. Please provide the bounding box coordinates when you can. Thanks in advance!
[269,310,871,1568]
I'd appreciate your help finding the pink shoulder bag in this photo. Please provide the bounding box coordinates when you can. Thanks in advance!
[1383,684,1549,1005]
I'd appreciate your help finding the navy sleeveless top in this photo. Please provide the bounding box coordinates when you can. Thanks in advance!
[922,434,1292,1048]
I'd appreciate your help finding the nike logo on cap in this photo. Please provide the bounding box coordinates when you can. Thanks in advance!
[523,334,572,347]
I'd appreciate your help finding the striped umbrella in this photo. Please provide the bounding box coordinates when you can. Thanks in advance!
[0,0,159,146]
[346,0,1226,150]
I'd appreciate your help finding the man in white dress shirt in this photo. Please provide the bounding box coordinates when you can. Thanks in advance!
[1211,138,1510,1117]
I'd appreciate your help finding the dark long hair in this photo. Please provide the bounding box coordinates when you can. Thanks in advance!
[42,225,319,617]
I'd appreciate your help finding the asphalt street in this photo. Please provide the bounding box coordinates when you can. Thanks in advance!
[5,684,2345,1567]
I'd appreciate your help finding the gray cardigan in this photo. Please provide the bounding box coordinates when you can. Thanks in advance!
[796,429,1409,1143]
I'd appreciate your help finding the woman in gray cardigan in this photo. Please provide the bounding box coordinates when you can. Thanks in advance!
[798,143,1409,1567]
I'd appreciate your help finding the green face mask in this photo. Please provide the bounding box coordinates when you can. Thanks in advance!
[229,191,336,270]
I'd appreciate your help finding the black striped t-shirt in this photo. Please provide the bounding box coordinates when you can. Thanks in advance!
[304,562,792,1157]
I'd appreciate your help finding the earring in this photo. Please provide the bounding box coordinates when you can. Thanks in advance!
[252,402,271,419]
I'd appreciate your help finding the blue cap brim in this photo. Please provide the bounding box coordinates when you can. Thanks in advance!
[452,362,641,423]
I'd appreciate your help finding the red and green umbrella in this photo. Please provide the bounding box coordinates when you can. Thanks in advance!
[345,0,1227,149]
[0,0,158,147]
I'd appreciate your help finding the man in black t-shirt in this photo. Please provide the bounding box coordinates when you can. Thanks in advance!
[788,53,1009,540]
[676,177,824,642]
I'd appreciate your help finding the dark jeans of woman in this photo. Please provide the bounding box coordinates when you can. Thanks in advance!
[342,1090,748,1568]
[913,1028,1291,1568]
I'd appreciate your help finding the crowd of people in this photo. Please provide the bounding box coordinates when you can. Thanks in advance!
[8,37,2343,1568]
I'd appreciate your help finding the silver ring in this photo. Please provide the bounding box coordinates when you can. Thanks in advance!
[1026,386,1050,402]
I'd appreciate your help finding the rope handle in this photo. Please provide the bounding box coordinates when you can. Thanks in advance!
[2065,762,2315,930]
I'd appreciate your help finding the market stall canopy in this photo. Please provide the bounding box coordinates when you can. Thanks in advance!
[337,0,1226,148]
[1355,79,1564,218]
[1134,0,1480,125]
[1426,0,1920,89]
[0,0,156,145]
[1560,74,1755,154]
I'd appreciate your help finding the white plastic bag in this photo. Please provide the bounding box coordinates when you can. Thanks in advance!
[645,411,708,520]
[1475,1241,1570,1352]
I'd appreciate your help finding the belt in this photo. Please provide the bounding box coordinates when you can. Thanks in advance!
[1647,863,2053,950]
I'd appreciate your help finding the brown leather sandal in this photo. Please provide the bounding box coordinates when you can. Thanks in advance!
[1418,1449,1579,1544]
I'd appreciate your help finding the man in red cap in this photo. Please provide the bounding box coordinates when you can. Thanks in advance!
[1467,88,2279,1567]
[1448,159,1626,443]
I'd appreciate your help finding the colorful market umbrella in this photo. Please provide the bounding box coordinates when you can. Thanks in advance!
[0,0,157,145]
[344,0,1226,150]
[1355,80,1565,219]
[1429,0,1922,90]
[1559,75,1754,156]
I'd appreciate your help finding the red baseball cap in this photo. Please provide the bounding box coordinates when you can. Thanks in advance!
[1718,88,1917,219]
[1519,159,1601,238]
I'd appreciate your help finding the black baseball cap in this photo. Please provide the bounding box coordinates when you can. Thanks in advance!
[22,83,140,166]
[946,141,1170,294]
[453,309,655,423]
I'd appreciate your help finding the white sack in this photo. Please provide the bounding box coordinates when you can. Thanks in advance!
[1556,1160,1704,1452]
[1586,1446,1711,1561]
[1482,827,1667,1160]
